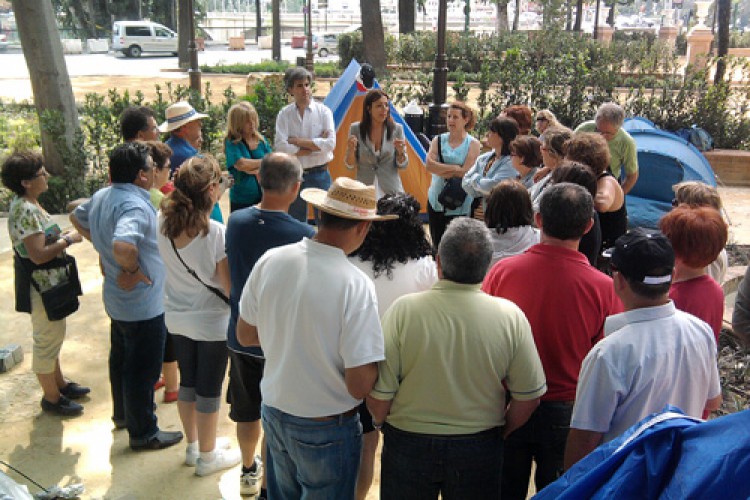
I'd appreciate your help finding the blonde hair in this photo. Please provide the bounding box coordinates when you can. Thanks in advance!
[536,109,561,128]
[673,181,722,210]
[225,101,263,144]
[160,154,222,239]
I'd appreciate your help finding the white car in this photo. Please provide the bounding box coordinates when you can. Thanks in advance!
[303,33,339,57]
[111,21,178,58]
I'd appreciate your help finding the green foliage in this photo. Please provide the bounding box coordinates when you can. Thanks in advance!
[201,60,292,74]
[243,77,289,143]
[338,32,364,68]
[37,109,88,213]
[730,31,750,48]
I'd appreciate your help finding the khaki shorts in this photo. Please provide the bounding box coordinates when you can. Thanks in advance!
[30,289,66,374]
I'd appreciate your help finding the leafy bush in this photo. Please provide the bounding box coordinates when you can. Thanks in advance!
[201,60,291,74]
[243,76,289,143]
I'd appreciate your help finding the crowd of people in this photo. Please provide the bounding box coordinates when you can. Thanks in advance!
[2,65,741,499]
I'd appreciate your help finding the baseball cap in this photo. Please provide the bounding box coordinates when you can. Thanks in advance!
[605,228,674,285]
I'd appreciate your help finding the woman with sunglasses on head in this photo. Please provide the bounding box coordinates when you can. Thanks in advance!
[424,101,481,249]
[2,151,88,416]
[157,155,241,476]
[462,116,519,219]
[345,89,408,197]
[528,126,573,212]
[534,109,560,137]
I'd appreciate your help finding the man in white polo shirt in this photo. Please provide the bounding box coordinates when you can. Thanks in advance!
[236,177,396,499]
[274,67,336,222]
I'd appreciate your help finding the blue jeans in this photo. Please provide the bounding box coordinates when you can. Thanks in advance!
[109,314,165,440]
[380,424,504,500]
[501,401,573,499]
[261,404,362,500]
[289,167,332,223]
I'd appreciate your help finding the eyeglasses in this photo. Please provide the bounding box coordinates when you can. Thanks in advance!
[509,152,518,157]
[671,198,679,207]
[536,117,548,122]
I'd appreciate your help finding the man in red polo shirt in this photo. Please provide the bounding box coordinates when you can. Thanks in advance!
[482,182,622,498]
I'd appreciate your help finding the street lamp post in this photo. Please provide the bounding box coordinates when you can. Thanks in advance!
[429,0,448,137]
[187,0,202,92]
[305,0,313,71]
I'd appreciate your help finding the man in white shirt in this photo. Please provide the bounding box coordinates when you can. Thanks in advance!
[274,67,336,222]
[564,228,723,470]
[236,177,397,499]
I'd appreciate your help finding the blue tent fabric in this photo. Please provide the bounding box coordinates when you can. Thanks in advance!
[621,118,717,229]
[535,406,750,499]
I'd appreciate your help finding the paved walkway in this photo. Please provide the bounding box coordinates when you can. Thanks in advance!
[1,187,747,498]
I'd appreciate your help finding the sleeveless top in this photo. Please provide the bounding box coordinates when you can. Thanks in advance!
[597,172,628,250]
[427,133,477,215]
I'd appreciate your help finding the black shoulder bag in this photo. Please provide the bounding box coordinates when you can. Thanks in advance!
[14,250,82,321]
[436,134,469,210]
[169,239,230,305]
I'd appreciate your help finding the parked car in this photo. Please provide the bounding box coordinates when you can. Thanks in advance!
[302,33,338,57]
[111,21,178,58]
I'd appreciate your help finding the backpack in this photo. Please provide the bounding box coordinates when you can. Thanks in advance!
[676,125,714,152]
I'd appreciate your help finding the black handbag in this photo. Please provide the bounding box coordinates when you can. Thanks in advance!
[436,135,468,210]
[15,251,82,321]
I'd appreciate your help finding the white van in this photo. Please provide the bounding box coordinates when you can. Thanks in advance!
[112,21,178,58]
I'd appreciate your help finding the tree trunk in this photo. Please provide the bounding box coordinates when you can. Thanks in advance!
[714,0,731,83]
[360,0,386,72]
[11,0,79,177]
[574,0,584,31]
[512,0,520,30]
[495,0,509,31]
[69,0,96,39]
[272,0,281,61]
[178,0,191,69]
[399,0,415,33]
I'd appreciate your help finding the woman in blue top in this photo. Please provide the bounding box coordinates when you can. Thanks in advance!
[425,101,481,250]
[224,102,271,213]
[462,116,519,219]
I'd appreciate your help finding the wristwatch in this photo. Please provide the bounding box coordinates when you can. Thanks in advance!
[62,234,74,247]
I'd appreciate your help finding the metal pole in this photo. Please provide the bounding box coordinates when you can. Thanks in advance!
[429,0,448,137]
[305,0,313,71]
[187,0,202,92]
[594,0,601,39]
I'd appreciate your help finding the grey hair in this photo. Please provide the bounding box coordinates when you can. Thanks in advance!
[438,217,493,284]
[595,102,625,128]
[259,152,303,192]
[284,67,312,91]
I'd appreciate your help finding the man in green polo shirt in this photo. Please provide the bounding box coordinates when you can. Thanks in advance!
[368,218,547,499]
[576,102,639,194]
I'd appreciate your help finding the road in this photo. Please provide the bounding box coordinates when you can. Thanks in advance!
[0,44,332,80]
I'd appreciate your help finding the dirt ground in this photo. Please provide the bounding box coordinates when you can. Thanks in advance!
[1,74,749,499]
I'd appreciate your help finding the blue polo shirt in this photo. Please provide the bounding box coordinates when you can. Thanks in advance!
[74,183,165,322]
[166,135,224,223]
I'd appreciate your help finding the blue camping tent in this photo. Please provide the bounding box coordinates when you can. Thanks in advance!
[622,117,717,228]
[535,406,750,499]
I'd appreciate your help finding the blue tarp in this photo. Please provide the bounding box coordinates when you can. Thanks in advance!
[622,118,717,228]
[535,406,750,499]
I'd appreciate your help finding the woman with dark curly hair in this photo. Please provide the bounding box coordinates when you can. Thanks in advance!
[348,193,437,500]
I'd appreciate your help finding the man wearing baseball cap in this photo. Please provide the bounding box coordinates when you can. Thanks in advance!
[564,228,722,469]
[235,177,396,499]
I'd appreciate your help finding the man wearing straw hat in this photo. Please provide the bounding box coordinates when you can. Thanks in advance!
[159,101,208,178]
[236,177,395,499]
[274,67,336,223]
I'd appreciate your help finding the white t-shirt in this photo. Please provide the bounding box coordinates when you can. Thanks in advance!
[571,302,721,442]
[240,238,385,417]
[349,256,438,318]
[157,218,229,341]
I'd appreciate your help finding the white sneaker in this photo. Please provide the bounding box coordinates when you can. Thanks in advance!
[195,447,242,477]
[240,455,263,496]
[185,436,232,466]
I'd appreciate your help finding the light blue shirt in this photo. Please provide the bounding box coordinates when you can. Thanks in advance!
[462,152,515,199]
[74,183,165,322]
[427,133,477,216]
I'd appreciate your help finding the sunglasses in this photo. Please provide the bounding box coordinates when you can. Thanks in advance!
[536,117,548,122]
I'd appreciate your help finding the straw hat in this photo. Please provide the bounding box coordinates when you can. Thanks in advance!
[301,178,398,221]
[158,101,208,133]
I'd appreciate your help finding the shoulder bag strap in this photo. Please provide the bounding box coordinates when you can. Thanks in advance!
[13,248,71,293]
[169,238,229,305]
[437,133,445,163]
